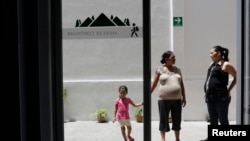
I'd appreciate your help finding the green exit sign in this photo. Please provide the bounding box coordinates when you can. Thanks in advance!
[173,17,183,26]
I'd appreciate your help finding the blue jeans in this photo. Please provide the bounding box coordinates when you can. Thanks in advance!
[206,94,231,125]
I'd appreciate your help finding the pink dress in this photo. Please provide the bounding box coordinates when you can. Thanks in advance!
[115,97,133,120]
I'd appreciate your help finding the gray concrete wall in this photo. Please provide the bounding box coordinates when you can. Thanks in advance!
[62,0,238,121]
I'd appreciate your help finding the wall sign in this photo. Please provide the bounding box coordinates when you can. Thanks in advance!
[173,17,183,26]
[63,13,142,39]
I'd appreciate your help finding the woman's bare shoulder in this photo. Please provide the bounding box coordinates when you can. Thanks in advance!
[222,61,236,73]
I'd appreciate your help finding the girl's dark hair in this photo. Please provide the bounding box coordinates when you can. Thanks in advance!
[119,85,128,93]
[160,51,173,64]
[213,45,229,61]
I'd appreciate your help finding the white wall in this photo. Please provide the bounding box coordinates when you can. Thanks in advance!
[62,0,145,121]
[62,0,238,121]
[182,0,237,121]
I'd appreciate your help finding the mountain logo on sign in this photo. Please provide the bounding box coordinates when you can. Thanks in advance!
[75,13,134,27]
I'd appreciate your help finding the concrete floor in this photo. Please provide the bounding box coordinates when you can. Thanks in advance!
[64,120,218,141]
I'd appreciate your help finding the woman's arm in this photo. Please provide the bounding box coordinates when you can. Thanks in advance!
[151,73,160,94]
[223,62,237,96]
[180,78,187,107]
[178,67,187,107]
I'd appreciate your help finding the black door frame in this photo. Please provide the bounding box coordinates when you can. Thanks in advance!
[17,0,152,141]
[18,0,64,141]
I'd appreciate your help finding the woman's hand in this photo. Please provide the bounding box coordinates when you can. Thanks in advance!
[182,99,186,107]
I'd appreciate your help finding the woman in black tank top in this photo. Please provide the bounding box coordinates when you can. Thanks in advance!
[200,45,237,141]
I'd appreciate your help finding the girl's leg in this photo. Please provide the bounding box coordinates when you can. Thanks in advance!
[127,125,132,137]
[127,125,134,141]
[120,126,127,141]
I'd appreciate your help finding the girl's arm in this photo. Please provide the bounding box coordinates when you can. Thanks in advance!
[130,101,143,107]
[112,104,118,123]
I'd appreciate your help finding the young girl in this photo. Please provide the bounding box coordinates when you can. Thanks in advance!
[112,85,143,141]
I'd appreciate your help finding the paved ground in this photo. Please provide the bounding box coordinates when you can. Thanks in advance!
[64,120,224,141]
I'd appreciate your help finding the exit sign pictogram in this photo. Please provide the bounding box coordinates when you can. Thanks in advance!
[173,17,183,26]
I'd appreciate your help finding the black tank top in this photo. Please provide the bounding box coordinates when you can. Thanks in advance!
[204,61,229,95]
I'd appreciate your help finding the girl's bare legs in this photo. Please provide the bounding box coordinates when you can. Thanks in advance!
[127,125,132,137]
[127,126,134,140]
[174,130,180,141]
[160,131,166,141]
[121,126,127,141]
